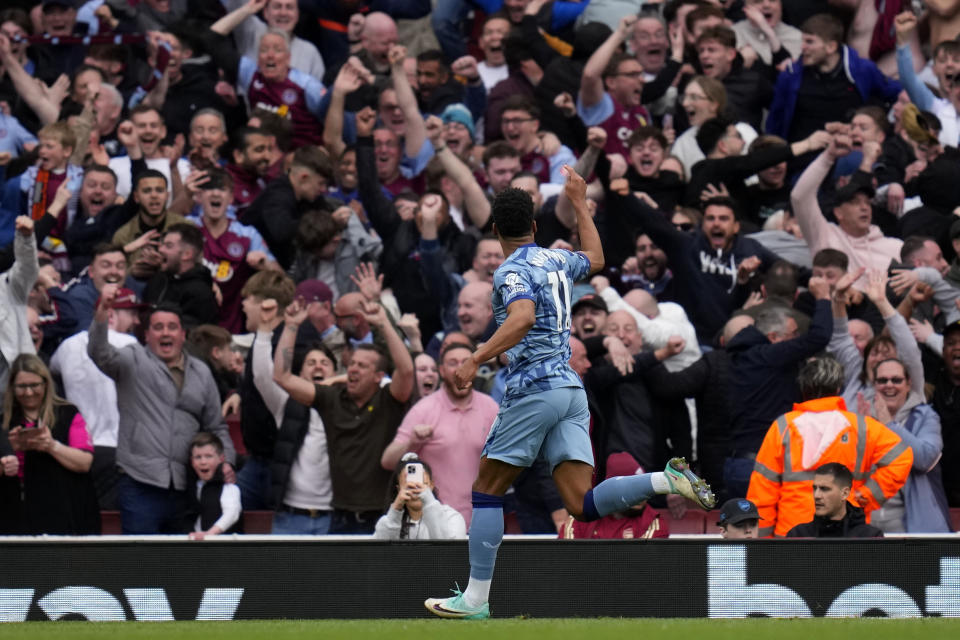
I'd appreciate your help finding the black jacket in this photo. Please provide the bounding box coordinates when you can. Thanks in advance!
[143,264,219,329]
[685,143,796,208]
[641,349,732,496]
[599,155,781,342]
[931,368,960,507]
[584,350,691,474]
[786,505,883,537]
[722,55,775,132]
[356,135,475,339]
[270,398,313,510]
[239,324,282,462]
[727,298,832,454]
[242,176,301,270]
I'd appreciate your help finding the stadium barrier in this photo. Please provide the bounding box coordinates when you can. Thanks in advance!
[2,537,960,620]
[98,509,960,535]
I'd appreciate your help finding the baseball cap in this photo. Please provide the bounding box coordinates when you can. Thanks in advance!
[441,103,475,141]
[571,293,608,315]
[295,279,333,304]
[41,0,76,9]
[833,181,875,206]
[605,452,643,480]
[717,498,759,527]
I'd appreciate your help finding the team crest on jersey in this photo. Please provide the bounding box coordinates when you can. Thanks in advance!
[252,79,264,90]
[530,158,545,176]
[281,89,298,105]
[227,242,245,258]
[504,272,526,294]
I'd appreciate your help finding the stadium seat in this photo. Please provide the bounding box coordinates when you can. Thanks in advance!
[101,511,122,535]
[243,511,274,534]
[665,510,708,534]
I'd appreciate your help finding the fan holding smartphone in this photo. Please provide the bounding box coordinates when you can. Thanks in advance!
[373,453,466,540]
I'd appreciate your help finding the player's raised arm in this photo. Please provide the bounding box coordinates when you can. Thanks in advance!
[561,165,604,275]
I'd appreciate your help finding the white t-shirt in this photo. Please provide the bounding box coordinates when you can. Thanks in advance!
[108,156,193,205]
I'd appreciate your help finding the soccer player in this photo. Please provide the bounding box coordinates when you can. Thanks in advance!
[424,167,717,620]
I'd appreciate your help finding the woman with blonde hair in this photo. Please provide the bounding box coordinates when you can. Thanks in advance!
[2,354,99,534]
[672,76,758,176]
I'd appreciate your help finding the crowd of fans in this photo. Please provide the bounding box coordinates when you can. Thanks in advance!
[1,0,959,539]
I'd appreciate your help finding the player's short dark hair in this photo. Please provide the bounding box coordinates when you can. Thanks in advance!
[934,39,960,59]
[901,236,936,263]
[483,141,521,166]
[200,166,233,191]
[701,196,739,219]
[232,126,267,154]
[763,260,799,298]
[250,107,294,152]
[440,342,475,362]
[294,342,338,376]
[92,242,127,260]
[686,4,724,33]
[492,187,535,239]
[187,324,232,361]
[510,171,540,185]
[815,462,853,489]
[854,106,890,136]
[290,145,334,182]
[296,209,343,253]
[695,116,734,155]
[353,343,388,372]
[84,164,118,186]
[501,95,540,119]
[148,301,185,326]
[0,9,31,35]
[166,223,204,261]
[602,52,638,79]
[748,134,787,153]
[812,248,849,270]
[190,431,224,455]
[416,49,448,69]
[696,25,736,49]
[627,126,668,150]
[801,14,845,46]
[134,169,169,190]
[72,64,105,84]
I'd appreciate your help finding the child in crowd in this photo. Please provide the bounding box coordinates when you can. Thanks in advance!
[187,432,241,539]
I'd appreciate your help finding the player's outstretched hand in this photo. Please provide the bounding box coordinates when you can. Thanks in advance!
[561,165,587,205]
[454,356,478,390]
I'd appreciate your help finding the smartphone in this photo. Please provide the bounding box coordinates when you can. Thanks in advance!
[406,462,424,485]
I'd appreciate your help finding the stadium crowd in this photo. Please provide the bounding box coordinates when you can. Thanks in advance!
[0,0,959,539]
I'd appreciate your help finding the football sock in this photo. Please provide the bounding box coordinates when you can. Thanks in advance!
[464,491,503,608]
[583,473,659,520]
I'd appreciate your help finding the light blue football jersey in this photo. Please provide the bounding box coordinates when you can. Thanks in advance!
[492,244,591,400]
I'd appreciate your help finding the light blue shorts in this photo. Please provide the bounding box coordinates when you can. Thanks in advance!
[482,386,593,471]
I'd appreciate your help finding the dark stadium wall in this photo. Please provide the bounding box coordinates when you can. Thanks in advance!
[0,539,958,620]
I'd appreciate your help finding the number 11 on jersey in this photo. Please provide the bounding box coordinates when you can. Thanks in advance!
[547,270,572,331]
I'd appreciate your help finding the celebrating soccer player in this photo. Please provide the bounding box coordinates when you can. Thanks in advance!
[424,167,717,620]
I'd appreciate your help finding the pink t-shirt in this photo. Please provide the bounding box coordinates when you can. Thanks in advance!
[393,389,499,526]
[15,413,94,478]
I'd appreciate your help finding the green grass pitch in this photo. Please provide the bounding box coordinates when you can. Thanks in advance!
[3,619,960,640]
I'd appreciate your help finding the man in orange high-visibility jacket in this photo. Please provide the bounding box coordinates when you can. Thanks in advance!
[747,355,912,537]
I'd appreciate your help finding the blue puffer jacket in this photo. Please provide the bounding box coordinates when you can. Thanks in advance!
[766,45,902,139]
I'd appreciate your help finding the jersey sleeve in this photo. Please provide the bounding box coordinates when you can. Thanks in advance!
[566,250,592,282]
[494,266,535,306]
[576,91,613,126]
